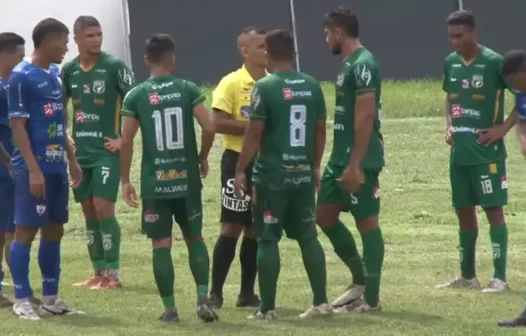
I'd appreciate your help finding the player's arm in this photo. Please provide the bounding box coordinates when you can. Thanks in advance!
[212,76,246,135]
[8,73,39,172]
[442,63,452,130]
[194,104,215,161]
[60,66,75,157]
[517,119,526,157]
[120,89,139,184]
[314,83,327,171]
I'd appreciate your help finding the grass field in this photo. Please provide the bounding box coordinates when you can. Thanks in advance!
[2,80,526,336]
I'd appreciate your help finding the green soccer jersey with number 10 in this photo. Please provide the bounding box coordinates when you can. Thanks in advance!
[443,46,509,166]
[250,71,326,190]
[330,48,384,169]
[121,76,205,199]
[62,51,136,167]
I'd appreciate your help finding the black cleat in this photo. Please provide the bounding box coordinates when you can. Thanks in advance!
[158,309,180,323]
[208,293,224,310]
[197,296,219,323]
[236,294,260,308]
[498,315,526,327]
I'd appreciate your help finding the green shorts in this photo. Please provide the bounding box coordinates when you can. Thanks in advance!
[317,164,381,220]
[141,191,203,240]
[73,163,120,203]
[450,161,507,209]
[252,185,317,242]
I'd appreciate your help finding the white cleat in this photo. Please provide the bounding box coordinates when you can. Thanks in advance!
[39,298,86,316]
[436,277,481,289]
[299,303,333,319]
[13,301,40,321]
[248,310,278,320]
[334,297,381,314]
[331,284,364,308]
[482,278,510,293]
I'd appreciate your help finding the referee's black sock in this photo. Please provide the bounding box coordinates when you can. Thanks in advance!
[239,237,258,297]
[210,235,238,297]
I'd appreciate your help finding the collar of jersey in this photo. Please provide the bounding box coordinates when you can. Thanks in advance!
[240,64,269,84]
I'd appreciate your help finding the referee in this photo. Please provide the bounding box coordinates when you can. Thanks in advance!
[209,26,268,309]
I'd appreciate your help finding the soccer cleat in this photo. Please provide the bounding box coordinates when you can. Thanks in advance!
[249,309,278,320]
[498,315,526,327]
[0,293,13,307]
[299,303,333,319]
[482,278,509,293]
[39,299,86,316]
[90,277,122,290]
[208,293,224,310]
[158,309,180,323]
[197,296,219,323]
[436,277,481,289]
[236,294,260,308]
[331,284,364,308]
[73,275,103,288]
[13,301,40,321]
[334,297,381,314]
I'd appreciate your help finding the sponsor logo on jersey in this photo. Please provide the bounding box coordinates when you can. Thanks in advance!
[334,123,345,131]
[336,74,345,86]
[373,185,381,199]
[36,204,46,216]
[283,164,310,172]
[144,209,160,223]
[335,106,345,115]
[282,154,307,161]
[151,81,174,90]
[461,79,469,89]
[44,103,54,116]
[83,84,91,94]
[285,79,305,84]
[222,178,250,212]
[283,88,312,100]
[284,176,312,185]
[47,122,64,138]
[155,169,187,181]
[155,184,188,194]
[354,64,372,86]
[452,104,461,117]
[501,175,507,189]
[45,144,65,163]
[471,74,483,88]
[94,99,105,105]
[451,105,480,119]
[75,131,101,138]
[95,69,106,73]
[452,126,478,134]
[93,80,105,94]
[283,88,293,100]
[154,157,186,165]
[148,92,181,105]
[119,68,135,86]
[37,82,48,88]
[75,110,100,123]
[240,105,251,118]
[263,210,278,224]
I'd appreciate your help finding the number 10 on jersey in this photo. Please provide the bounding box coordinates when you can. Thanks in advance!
[152,107,184,151]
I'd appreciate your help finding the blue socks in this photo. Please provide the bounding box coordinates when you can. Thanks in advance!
[10,241,32,300]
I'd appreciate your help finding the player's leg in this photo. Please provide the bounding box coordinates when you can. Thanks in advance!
[437,165,481,289]
[316,164,364,307]
[334,170,383,313]
[175,191,218,322]
[475,161,509,293]
[288,189,331,319]
[90,164,122,289]
[0,177,14,306]
[142,199,179,323]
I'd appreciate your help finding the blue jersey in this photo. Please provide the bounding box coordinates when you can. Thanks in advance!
[515,91,526,120]
[7,61,66,173]
[0,79,14,178]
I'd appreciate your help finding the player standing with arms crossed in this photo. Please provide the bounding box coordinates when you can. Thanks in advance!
[209,26,267,308]
[8,18,83,320]
[234,29,331,320]
[0,32,25,306]
[316,7,385,313]
[62,16,136,289]
[437,10,517,293]
[120,34,218,323]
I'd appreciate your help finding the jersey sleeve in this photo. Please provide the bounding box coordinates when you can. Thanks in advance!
[442,61,449,93]
[7,72,31,119]
[115,59,136,96]
[186,81,206,108]
[352,61,378,96]
[249,84,267,121]
[314,82,327,121]
[495,56,512,92]
[211,75,235,114]
[121,85,141,119]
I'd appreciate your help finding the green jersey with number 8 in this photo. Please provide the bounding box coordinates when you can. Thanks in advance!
[250,71,326,190]
[121,76,205,199]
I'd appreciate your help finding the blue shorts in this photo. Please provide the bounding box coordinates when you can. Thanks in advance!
[0,177,15,233]
[14,170,69,227]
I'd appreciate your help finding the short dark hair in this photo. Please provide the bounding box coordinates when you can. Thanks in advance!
[74,16,101,34]
[0,32,25,54]
[502,50,526,76]
[241,26,267,35]
[145,33,175,64]
[32,18,69,48]
[324,7,359,38]
[447,10,476,29]
[265,29,295,62]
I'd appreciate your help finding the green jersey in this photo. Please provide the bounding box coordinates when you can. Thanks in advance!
[443,46,509,165]
[250,71,326,190]
[330,48,384,169]
[121,76,205,199]
[62,51,136,167]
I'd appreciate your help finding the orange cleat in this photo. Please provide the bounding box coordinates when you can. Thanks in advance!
[73,275,103,288]
[90,277,122,290]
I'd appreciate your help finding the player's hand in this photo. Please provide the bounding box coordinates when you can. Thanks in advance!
[338,162,364,193]
[122,182,138,208]
[29,168,46,199]
[67,132,76,153]
[104,137,121,153]
[478,125,506,146]
[233,171,246,199]
[199,159,209,179]
[445,126,454,146]
[68,159,83,188]
[314,168,321,192]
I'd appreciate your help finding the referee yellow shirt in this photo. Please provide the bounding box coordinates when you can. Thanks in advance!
[212,65,267,153]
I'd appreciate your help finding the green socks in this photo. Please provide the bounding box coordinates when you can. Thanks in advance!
[459,229,478,279]
[322,220,365,285]
[361,228,384,307]
[257,241,280,313]
[86,219,105,274]
[298,238,328,306]
[99,217,121,271]
[188,240,210,297]
[490,224,508,281]
[153,248,175,309]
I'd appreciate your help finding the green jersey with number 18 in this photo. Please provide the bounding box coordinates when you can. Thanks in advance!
[121,76,205,199]
[250,71,327,190]
[62,51,136,167]
[329,48,384,169]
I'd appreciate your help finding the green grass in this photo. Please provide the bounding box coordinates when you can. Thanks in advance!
[2,80,526,335]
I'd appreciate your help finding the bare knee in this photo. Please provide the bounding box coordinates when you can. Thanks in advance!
[81,198,97,220]
[184,234,203,246]
[456,207,478,230]
[221,222,243,238]
[152,237,172,249]
[93,197,115,220]
[242,226,256,239]
[41,224,64,242]
[14,226,39,245]
[355,216,379,234]
[484,206,505,226]
[316,204,341,229]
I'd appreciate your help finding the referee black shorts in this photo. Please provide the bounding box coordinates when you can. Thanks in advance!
[220,149,253,226]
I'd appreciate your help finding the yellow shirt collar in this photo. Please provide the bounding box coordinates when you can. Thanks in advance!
[240,64,269,84]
